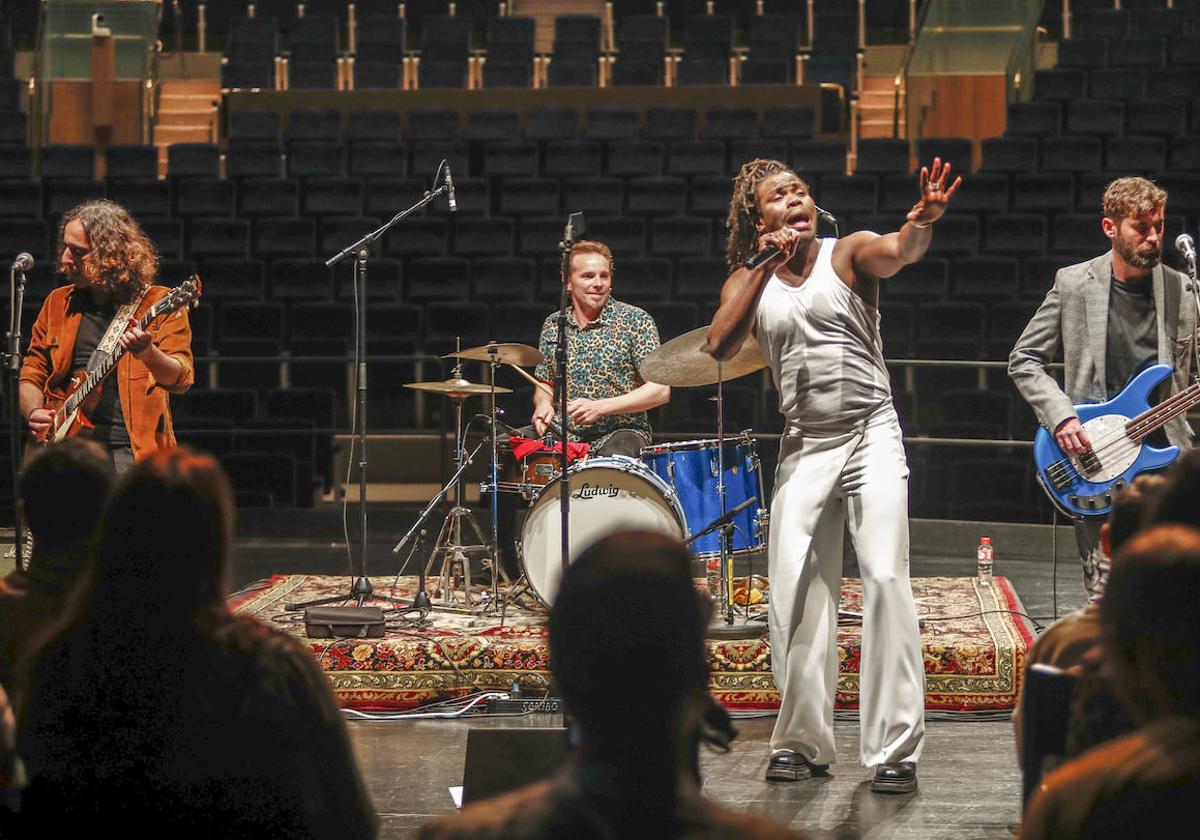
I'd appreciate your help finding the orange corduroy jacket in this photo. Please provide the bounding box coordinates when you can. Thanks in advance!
[19,284,195,460]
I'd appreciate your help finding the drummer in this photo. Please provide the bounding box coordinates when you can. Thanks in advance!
[530,240,670,457]
[490,242,669,583]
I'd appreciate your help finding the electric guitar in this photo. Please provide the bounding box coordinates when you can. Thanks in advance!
[1033,364,1200,518]
[34,275,202,446]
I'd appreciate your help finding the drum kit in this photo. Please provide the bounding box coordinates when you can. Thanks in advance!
[394,325,770,633]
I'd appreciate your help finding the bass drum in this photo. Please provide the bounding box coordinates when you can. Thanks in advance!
[519,456,687,606]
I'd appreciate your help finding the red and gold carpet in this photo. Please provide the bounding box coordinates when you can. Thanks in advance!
[231,575,1031,713]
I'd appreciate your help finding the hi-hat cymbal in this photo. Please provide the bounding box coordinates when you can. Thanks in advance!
[639,325,765,387]
[404,377,513,398]
[444,343,545,367]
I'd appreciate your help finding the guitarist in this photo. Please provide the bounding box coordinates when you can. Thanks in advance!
[19,200,194,473]
[1010,177,1196,603]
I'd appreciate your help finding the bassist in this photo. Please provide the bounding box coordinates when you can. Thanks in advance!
[19,200,194,472]
[1010,177,1196,602]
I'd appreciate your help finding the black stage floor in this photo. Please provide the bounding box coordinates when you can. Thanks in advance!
[225,503,1084,840]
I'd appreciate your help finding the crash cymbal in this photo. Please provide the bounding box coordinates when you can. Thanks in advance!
[404,377,514,398]
[639,325,765,387]
[445,343,545,367]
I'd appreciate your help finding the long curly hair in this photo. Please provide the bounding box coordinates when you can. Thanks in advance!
[58,200,158,303]
[725,158,797,271]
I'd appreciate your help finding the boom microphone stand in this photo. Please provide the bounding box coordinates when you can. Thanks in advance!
[555,212,585,576]
[6,254,30,569]
[286,163,454,614]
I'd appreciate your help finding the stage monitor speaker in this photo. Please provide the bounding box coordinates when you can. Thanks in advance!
[461,726,570,806]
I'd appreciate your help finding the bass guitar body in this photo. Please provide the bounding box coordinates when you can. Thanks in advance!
[1033,364,1180,519]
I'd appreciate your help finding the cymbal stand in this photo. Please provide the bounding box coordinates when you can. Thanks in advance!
[391,433,487,617]
[706,367,763,640]
[484,344,507,610]
[426,357,492,609]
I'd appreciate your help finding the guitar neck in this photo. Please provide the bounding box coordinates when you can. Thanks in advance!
[62,308,157,416]
[1126,380,1200,442]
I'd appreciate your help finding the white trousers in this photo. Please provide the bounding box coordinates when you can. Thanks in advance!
[767,403,926,767]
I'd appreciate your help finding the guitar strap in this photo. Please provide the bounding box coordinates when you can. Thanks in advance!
[85,286,150,374]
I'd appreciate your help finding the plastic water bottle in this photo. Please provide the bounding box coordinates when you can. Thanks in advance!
[977,537,994,588]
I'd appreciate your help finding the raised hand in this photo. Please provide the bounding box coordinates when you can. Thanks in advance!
[908,157,963,228]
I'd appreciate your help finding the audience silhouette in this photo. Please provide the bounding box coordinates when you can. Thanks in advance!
[420,530,805,840]
[1022,525,1200,839]
[13,447,376,838]
[0,439,114,690]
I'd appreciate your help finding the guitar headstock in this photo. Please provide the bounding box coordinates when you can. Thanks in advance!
[153,274,203,317]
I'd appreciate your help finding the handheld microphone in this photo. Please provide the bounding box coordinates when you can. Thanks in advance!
[744,208,840,270]
[11,253,33,272]
[1175,233,1196,263]
[444,164,457,213]
[744,243,779,270]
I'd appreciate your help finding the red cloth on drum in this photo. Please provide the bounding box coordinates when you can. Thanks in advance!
[509,437,589,462]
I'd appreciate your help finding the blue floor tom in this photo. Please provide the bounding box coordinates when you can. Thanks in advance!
[640,434,767,559]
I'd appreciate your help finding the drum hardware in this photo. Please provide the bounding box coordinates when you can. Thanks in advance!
[286,162,454,618]
[639,326,769,637]
[395,348,501,612]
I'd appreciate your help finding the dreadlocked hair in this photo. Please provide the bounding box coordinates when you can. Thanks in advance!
[58,199,158,304]
[725,158,796,271]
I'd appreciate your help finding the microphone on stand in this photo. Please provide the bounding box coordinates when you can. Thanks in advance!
[1175,233,1196,264]
[11,253,33,272]
[814,205,837,227]
[444,163,458,213]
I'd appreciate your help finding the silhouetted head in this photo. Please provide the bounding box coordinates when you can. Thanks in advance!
[18,439,114,557]
[1102,473,1168,558]
[91,447,235,617]
[1145,448,1200,531]
[549,531,711,759]
[1103,524,1200,722]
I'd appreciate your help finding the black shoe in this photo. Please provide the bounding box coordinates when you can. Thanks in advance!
[765,751,828,782]
[871,761,917,794]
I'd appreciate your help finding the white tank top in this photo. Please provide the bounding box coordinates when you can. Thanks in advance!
[754,238,892,435]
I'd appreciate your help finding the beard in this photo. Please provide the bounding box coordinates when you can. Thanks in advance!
[1115,235,1161,270]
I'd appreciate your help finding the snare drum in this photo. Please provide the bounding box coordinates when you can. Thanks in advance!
[519,456,687,606]
[640,435,767,559]
[493,441,570,499]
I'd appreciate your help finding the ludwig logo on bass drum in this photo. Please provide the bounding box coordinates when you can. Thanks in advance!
[572,483,620,499]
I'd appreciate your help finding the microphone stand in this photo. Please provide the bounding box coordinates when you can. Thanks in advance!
[1181,238,1200,386]
[5,262,26,570]
[286,163,453,614]
[555,212,585,577]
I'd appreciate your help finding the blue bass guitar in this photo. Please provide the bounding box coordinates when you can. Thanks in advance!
[1033,364,1200,519]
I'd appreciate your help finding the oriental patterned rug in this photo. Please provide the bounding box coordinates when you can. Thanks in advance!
[231,575,1031,714]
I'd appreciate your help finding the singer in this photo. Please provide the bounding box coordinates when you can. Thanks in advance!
[706,157,961,794]
[19,200,194,472]
[1010,177,1196,602]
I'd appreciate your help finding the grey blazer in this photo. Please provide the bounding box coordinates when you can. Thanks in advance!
[1009,251,1196,450]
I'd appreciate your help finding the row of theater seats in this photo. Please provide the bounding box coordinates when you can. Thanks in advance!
[223,104,820,143]
[6,167,1198,230]
[215,3,867,91]
[6,207,1174,284]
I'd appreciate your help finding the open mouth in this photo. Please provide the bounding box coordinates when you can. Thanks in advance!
[786,211,811,228]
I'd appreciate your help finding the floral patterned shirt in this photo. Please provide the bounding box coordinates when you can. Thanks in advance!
[534,298,661,445]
